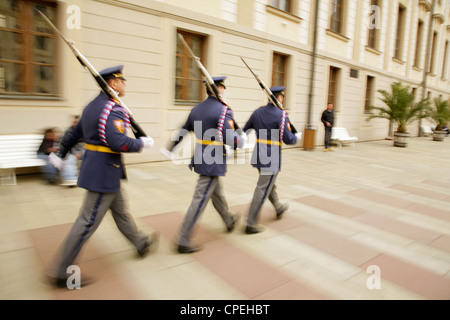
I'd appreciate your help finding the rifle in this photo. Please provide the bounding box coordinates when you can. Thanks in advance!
[37,10,147,138]
[240,57,298,134]
[177,33,242,133]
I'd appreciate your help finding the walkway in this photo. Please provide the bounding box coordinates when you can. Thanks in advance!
[1,137,449,301]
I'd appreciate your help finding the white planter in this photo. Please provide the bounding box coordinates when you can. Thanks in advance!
[432,130,446,141]
[393,132,409,147]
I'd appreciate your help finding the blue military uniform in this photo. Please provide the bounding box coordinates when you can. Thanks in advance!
[172,76,245,252]
[50,65,154,283]
[65,91,142,192]
[243,86,298,232]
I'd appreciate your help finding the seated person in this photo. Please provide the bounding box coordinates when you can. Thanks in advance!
[37,127,60,184]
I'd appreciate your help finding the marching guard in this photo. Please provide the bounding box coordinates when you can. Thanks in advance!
[162,76,246,253]
[48,65,159,288]
[243,86,301,234]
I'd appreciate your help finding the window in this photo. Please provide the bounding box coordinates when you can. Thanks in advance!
[271,52,288,88]
[429,31,438,74]
[0,0,58,96]
[364,76,375,113]
[414,20,424,68]
[271,52,288,107]
[328,66,340,110]
[367,0,380,49]
[175,30,207,104]
[270,0,292,13]
[442,40,448,79]
[394,5,406,60]
[329,0,344,34]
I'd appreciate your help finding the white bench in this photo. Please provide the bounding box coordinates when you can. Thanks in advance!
[420,125,433,137]
[0,134,47,185]
[331,127,358,148]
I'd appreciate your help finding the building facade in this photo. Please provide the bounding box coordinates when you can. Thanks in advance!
[1,0,449,164]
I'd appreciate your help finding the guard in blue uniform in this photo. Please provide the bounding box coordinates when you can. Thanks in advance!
[48,65,158,288]
[164,76,245,253]
[243,86,301,234]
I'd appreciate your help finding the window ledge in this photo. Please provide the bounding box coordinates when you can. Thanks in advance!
[266,5,302,24]
[326,29,350,42]
[172,101,198,110]
[365,46,382,55]
[392,57,406,65]
[0,94,62,101]
[412,66,423,72]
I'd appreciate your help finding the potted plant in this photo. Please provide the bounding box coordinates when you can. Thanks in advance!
[366,82,430,147]
[426,97,450,141]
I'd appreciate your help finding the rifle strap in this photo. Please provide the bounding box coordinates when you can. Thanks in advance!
[280,110,287,142]
[217,104,228,143]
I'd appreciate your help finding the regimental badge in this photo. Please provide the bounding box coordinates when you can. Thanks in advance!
[228,120,235,130]
[288,122,292,132]
[114,120,125,134]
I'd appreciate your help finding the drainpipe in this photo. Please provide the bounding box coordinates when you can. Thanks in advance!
[303,0,320,150]
[419,0,436,136]
[307,0,319,127]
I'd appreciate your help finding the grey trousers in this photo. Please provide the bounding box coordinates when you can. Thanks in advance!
[177,175,234,247]
[246,171,282,227]
[53,189,147,279]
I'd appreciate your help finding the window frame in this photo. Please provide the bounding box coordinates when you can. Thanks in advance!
[394,5,406,60]
[271,52,289,107]
[271,52,288,87]
[429,31,438,75]
[327,66,340,111]
[270,0,293,14]
[367,0,380,50]
[441,40,449,79]
[175,30,208,105]
[364,75,375,113]
[0,0,59,97]
[414,19,424,68]
[329,0,344,35]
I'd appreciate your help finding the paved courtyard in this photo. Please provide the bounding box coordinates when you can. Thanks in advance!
[1,136,449,301]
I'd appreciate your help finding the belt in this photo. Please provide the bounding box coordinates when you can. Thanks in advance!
[85,143,120,154]
[257,139,282,146]
[196,139,223,146]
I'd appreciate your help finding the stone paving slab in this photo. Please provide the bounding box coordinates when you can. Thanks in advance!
[1,137,449,301]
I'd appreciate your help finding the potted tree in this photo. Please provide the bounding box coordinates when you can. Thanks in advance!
[426,97,450,141]
[366,82,430,147]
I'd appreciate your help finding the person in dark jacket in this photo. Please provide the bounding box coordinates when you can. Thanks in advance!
[162,76,245,254]
[37,127,60,184]
[47,65,158,288]
[321,103,335,151]
[243,86,300,234]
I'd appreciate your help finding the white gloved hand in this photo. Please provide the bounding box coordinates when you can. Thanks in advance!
[160,147,173,160]
[295,132,302,141]
[224,144,234,157]
[49,152,65,170]
[240,132,248,144]
[140,136,154,149]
